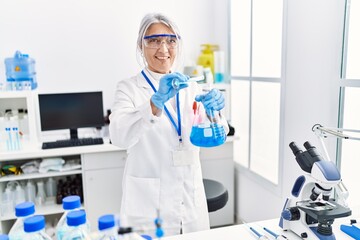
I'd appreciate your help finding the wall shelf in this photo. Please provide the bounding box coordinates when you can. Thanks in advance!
[0,170,82,183]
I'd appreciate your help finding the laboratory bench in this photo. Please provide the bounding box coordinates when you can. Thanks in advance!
[0,137,236,233]
[161,218,356,240]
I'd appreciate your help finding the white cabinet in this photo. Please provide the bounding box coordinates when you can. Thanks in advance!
[0,144,124,234]
[82,150,126,231]
[200,139,234,227]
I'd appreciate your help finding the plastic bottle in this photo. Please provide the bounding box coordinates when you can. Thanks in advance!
[35,181,47,206]
[197,44,219,75]
[214,50,225,83]
[8,201,35,240]
[4,51,37,90]
[1,184,14,216]
[0,115,5,152]
[14,183,26,205]
[45,177,57,198]
[56,195,82,240]
[203,67,214,84]
[23,215,52,240]
[18,109,29,141]
[4,109,15,151]
[25,180,36,203]
[96,214,119,240]
[62,210,90,240]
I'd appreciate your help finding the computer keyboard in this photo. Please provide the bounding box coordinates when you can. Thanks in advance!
[42,138,104,149]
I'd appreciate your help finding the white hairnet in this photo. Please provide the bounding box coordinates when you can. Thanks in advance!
[136,13,184,72]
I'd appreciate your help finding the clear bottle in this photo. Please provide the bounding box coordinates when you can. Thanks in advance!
[4,109,15,151]
[8,202,35,240]
[35,181,47,206]
[62,210,90,240]
[23,215,52,240]
[14,183,26,205]
[45,177,56,198]
[0,115,5,152]
[9,109,21,151]
[56,195,81,240]
[25,180,36,203]
[96,214,119,240]
[18,108,29,141]
[214,51,225,83]
[1,185,14,216]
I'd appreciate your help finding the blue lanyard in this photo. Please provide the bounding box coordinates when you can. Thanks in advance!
[141,70,182,143]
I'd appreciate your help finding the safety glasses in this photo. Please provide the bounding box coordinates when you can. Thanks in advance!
[143,34,179,49]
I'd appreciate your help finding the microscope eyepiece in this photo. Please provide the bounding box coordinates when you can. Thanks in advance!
[289,141,321,173]
[289,142,302,156]
[304,141,315,150]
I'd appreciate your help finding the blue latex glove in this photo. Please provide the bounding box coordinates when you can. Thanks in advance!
[151,72,189,109]
[195,88,225,114]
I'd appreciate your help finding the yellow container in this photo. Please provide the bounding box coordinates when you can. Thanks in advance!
[197,44,219,75]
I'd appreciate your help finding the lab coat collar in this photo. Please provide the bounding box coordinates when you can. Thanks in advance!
[137,68,164,89]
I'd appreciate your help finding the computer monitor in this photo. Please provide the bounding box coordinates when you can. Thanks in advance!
[38,91,104,139]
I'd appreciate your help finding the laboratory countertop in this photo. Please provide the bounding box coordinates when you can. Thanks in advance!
[0,136,237,161]
[0,141,123,161]
[161,218,356,240]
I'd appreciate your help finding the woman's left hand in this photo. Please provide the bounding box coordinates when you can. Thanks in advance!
[195,88,225,112]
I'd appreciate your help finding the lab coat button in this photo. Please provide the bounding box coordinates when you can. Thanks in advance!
[150,119,155,123]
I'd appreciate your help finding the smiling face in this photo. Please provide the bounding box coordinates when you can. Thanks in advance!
[143,23,177,74]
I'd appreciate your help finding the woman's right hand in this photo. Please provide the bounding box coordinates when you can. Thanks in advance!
[151,72,189,109]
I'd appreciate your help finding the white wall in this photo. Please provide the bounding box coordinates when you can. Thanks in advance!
[0,0,225,112]
[235,0,346,222]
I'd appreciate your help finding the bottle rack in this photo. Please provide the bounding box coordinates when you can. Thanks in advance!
[0,153,83,233]
[0,91,38,152]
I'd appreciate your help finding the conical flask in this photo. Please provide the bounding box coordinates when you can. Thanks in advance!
[190,101,226,147]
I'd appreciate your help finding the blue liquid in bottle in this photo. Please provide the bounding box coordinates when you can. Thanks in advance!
[190,123,226,147]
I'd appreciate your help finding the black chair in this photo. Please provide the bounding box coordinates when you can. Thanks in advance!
[203,179,228,212]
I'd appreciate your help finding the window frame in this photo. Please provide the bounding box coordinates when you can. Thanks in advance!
[229,0,287,194]
[338,0,360,168]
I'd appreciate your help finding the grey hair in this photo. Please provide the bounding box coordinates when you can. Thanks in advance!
[136,13,184,71]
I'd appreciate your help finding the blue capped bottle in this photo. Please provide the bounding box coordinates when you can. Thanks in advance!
[4,51,37,90]
[96,214,119,240]
[62,210,90,240]
[8,201,35,240]
[56,195,82,240]
[23,215,52,240]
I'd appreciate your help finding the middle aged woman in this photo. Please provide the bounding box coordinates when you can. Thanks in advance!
[109,13,228,237]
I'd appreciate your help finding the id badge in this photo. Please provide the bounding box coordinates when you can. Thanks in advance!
[172,147,198,166]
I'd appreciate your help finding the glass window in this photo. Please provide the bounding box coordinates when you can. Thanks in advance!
[230,0,283,184]
[252,0,283,77]
[230,0,251,76]
[344,0,360,79]
[339,87,360,216]
[250,82,281,183]
[340,0,360,217]
[231,80,250,168]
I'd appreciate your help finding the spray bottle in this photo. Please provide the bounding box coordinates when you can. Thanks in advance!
[197,44,219,76]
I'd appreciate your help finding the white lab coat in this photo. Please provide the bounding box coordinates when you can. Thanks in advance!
[109,69,228,236]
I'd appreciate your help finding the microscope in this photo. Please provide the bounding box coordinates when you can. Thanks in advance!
[279,141,352,239]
